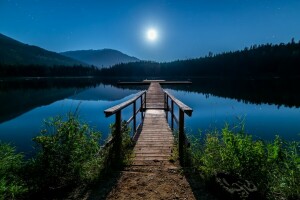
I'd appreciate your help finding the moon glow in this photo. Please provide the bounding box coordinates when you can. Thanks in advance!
[147,29,157,41]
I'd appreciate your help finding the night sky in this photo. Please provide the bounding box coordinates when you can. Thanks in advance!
[1,0,300,61]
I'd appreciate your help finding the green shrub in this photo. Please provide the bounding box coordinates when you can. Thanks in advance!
[0,143,27,199]
[119,122,134,165]
[32,114,102,189]
[0,114,136,198]
[190,124,300,199]
[107,121,134,168]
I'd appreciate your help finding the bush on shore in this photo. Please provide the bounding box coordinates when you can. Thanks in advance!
[31,114,103,189]
[0,113,133,198]
[0,143,28,199]
[190,124,300,199]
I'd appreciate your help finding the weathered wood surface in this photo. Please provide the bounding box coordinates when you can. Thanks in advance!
[118,81,192,85]
[132,83,174,166]
[145,82,165,109]
[132,110,174,166]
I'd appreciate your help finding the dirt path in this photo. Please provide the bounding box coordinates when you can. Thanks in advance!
[67,161,217,200]
[106,166,195,199]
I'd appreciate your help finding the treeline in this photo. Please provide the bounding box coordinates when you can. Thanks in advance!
[101,40,300,78]
[161,78,300,108]
[1,40,300,78]
[0,64,99,77]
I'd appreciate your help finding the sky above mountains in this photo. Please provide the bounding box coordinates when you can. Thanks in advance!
[1,0,300,62]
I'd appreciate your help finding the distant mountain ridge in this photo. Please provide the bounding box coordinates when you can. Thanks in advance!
[0,33,86,66]
[60,49,139,68]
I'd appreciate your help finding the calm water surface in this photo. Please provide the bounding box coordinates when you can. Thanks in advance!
[0,79,299,155]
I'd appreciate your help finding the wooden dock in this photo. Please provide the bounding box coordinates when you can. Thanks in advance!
[118,80,192,85]
[104,81,193,168]
[133,82,174,166]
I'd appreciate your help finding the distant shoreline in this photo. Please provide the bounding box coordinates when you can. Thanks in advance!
[1,75,300,82]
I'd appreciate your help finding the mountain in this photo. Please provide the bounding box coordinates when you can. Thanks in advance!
[60,49,139,68]
[0,33,86,66]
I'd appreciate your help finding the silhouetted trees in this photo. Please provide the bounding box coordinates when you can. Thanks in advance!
[99,41,300,79]
[1,41,300,78]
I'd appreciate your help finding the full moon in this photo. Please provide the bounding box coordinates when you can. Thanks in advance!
[147,29,157,41]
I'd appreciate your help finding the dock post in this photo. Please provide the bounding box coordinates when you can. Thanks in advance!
[179,109,185,165]
[144,92,147,110]
[140,95,143,119]
[113,110,121,168]
[165,94,169,120]
[171,101,174,130]
[133,101,136,132]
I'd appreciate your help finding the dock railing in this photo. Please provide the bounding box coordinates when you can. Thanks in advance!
[104,90,146,167]
[104,88,193,167]
[164,91,193,164]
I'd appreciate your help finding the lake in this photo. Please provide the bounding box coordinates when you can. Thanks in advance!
[0,78,299,156]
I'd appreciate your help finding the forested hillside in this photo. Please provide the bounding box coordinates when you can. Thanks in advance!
[1,41,300,78]
[100,40,300,78]
[0,33,85,66]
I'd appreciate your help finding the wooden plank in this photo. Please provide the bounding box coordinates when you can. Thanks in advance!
[118,81,192,85]
[134,146,173,149]
[133,82,174,166]
[134,149,172,153]
[133,81,174,166]
[145,82,165,110]
[132,82,175,166]
[137,138,174,141]
[143,79,165,82]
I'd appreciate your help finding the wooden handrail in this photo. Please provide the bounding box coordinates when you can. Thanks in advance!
[164,90,193,165]
[103,90,147,168]
[104,90,146,117]
[103,87,193,167]
[164,91,193,116]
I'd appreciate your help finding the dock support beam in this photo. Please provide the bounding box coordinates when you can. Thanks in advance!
[133,101,136,132]
[179,109,185,165]
[112,110,121,168]
[171,101,174,130]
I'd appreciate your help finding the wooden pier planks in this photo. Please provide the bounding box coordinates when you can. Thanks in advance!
[145,82,165,109]
[132,83,174,166]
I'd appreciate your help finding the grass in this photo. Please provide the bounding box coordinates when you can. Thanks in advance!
[189,124,300,200]
[0,113,134,198]
[31,114,103,189]
[0,143,27,200]
[104,121,134,168]
[2,113,299,199]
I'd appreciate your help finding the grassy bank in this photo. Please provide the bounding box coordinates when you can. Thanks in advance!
[189,124,300,199]
[0,114,133,199]
[1,116,299,199]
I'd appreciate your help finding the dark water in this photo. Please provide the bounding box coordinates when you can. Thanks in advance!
[0,78,299,155]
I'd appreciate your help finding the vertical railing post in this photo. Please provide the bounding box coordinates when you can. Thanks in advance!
[166,94,168,120]
[140,95,143,119]
[171,100,174,130]
[113,110,122,168]
[144,92,147,111]
[164,92,166,109]
[179,109,185,165]
[133,101,136,132]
